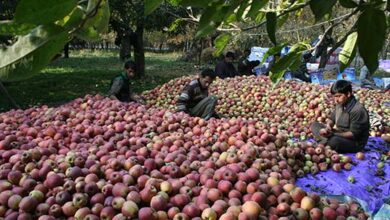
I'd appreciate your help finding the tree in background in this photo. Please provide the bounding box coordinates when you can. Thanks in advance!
[147,0,390,83]
[0,0,18,47]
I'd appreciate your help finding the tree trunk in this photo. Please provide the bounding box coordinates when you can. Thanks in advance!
[0,81,20,109]
[120,33,132,61]
[319,52,330,69]
[318,29,334,69]
[133,21,145,77]
[197,40,203,66]
[64,43,69,58]
[159,43,163,52]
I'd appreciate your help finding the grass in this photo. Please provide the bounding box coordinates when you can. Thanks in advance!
[0,50,198,112]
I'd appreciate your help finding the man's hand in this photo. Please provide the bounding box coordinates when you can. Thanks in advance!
[136,96,146,105]
[325,124,333,132]
[131,94,146,105]
[138,98,146,105]
[320,128,332,137]
[108,95,118,100]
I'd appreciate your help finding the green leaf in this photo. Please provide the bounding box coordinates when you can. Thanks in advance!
[168,18,183,32]
[75,26,99,41]
[75,0,110,41]
[213,33,231,56]
[269,42,309,83]
[270,52,296,76]
[180,0,210,7]
[57,6,86,31]
[339,32,358,72]
[270,52,302,83]
[235,1,251,21]
[93,0,110,33]
[14,0,78,25]
[261,42,288,64]
[222,2,241,22]
[247,0,269,20]
[295,8,304,17]
[0,21,36,36]
[195,23,217,38]
[387,14,390,27]
[86,0,100,13]
[198,4,218,28]
[289,52,304,71]
[309,0,337,22]
[357,7,386,73]
[196,2,227,38]
[289,42,311,52]
[255,12,266,23]
[277,14,289,28]
[339,0,358,8]
[225,14,237,23]
[266,12,277,45]
[0,24,69,82]
[145,0,163,15]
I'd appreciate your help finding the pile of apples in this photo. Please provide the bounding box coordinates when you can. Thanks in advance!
[0,95,369,219]
[143,75,390,139]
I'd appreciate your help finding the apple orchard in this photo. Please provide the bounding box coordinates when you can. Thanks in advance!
[0,74,389,220]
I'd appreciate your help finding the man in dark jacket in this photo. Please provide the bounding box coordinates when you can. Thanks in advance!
[291,53,312,82]
[215,52,238,79]
[176,69,220,120]
[310,80,370,153]
[238,49,260,76]
[108,60,145,104]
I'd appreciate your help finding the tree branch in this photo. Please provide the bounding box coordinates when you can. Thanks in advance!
[326,22,358,58]
[311,8,360,53]
[242,1,311,31]
[69,0,104,34]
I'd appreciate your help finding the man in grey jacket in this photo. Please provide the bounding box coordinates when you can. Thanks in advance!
[310,80,370,153]
[176,69,220,120]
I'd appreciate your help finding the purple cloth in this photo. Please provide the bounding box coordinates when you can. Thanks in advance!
[296,137,390,215]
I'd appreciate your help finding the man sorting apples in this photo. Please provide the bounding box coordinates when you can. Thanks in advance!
[176,69,221,120]
[108,60,146,104]
[310,80,370,153]
[215,51,238,79]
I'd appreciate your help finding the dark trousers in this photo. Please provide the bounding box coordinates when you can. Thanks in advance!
[189,96,218,120]
[310,122,363,153]
[292,72,311,83]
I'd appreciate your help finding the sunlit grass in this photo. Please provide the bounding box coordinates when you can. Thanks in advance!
[0,49,197,112]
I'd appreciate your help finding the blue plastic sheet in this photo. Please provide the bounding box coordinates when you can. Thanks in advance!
[296,137,390,216]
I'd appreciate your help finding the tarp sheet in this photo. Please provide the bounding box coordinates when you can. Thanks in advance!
[296,137,390,217]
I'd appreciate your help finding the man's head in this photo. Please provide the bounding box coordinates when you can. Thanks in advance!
[274,52,281,61]
[244,49,251,57]
[124,60,136,78]
[330,80,353,105]
[199,68,216,88]
[303,53,312,62]
[225,52,235,63]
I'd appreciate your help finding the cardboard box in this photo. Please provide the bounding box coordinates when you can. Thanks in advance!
[373,77,384,87]
[383,78,390,88]
[337,68,356,81]
[379,60,390,72]
[310,70,324,84]
[284,71,292,79]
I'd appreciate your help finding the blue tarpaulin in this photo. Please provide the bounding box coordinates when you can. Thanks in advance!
[296,137,390,217]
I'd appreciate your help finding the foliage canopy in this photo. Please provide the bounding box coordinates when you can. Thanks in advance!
[0,0,110,82]
[147,0,390,82]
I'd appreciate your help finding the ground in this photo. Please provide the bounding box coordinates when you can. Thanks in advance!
[0,50,198,112]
